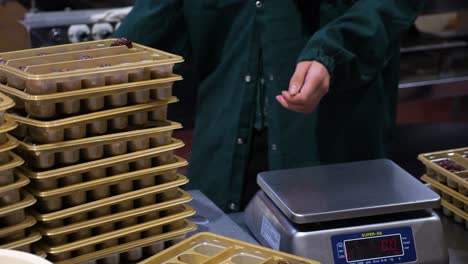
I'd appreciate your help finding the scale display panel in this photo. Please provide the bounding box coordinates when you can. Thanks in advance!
[331,227,417,263]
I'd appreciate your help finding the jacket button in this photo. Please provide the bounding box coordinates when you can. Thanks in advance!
[244,75,252,83]
[229,202,237,211]
[255,1,263,8]
[271,144,277,151]
[237,138,245,145]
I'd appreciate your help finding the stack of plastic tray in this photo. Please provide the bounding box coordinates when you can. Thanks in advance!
[0,92,42,256]
[139,232,321,264]
[0,40,197,263]
[419,147,468,229]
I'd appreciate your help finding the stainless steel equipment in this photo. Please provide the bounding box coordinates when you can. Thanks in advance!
[245,159,449,264]
[21,7,131,48]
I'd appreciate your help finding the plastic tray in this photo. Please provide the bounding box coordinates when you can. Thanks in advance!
[0,172,30,207]
[20,138,183,191]
[422,175,467,228]
[38,207,195,263]
[30,178,188,226]
[0,189,36,227]
[16,120,181,170]
[0,117,17,145]
[8,98,177,144]
[418,147,468,195]
[0,228,42,253]
[53,220,196,264]
[422,175,467,206]
[39,204,194,250]
[0,39,183,93]
[1,74,181,119]
[140,232,320,264]
[26,159,188,214]
[35,188,192,261]
[35,248,48,259]
[0,92,15,125]
[38,190,192,238]
[0,152,25,187]
[0,135,19,165]
[0,215,36,244]
[441,199,468,230]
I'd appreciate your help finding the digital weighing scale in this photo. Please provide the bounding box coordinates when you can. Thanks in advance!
[244,159,449,264]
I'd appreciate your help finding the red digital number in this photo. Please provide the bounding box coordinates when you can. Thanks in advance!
[381,239,397,252]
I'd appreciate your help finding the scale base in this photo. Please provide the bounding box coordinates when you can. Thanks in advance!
[245,191,449,264]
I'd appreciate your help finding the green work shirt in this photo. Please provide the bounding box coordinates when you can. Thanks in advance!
[115,0,424,212]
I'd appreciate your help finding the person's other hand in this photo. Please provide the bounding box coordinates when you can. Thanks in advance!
[276,61,330,113]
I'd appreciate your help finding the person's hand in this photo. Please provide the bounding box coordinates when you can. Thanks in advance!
[276,61,330,113]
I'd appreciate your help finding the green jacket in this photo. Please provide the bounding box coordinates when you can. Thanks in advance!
[115,0,424,212]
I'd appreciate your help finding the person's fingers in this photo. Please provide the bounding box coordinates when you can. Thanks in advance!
[277,95,306,112]
[280,61,331,113]
[276,95,289,109]
[276,95,307,112]
[281,90,305,105]
[289,61,312,95]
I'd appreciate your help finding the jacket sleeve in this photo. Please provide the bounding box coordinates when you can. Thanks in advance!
[113,0,187,56]
[297,0,425,91]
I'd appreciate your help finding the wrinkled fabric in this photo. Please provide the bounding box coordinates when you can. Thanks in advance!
[115,0,424,212]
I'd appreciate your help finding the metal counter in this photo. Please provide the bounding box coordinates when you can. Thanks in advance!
[187,190,257,244]
[188,190,468,264]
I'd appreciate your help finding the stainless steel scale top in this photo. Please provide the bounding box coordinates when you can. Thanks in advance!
[258,159,440,224]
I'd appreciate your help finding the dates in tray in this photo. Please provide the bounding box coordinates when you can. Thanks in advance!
[435,159,466,172]
[111,38,133,49]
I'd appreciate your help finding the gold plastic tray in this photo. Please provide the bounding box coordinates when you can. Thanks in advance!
[0,117,17,145]
[0,190,34,212]
[27,155,186,197]
[39,190,192,237]
[17,120,181,170]
[418,147,468,195]
[0,152,25,188]
[441,200,468,229]
[422,175,468,229]
[36,188,192,262]
[140,232,320,264]
[21,138,183,191]
[0,92,15,125]
[8,97,177,144]
[0,215,36,237]
[54,220,196,264]
[1,229,42,251]
[0,39,183,92]
[422,175,467,205]
[0,172,29,209]
[0,135,19,165]
[38,205,194,254]
[0,215,36,244]
[1,74,181,119]
[0,171,29,194]
[26,159,188,214]
[40,204,194,252]
[30,177,188,224]
[33,247,48,259]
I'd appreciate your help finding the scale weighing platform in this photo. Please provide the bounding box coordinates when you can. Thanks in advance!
[245,159,449,264]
